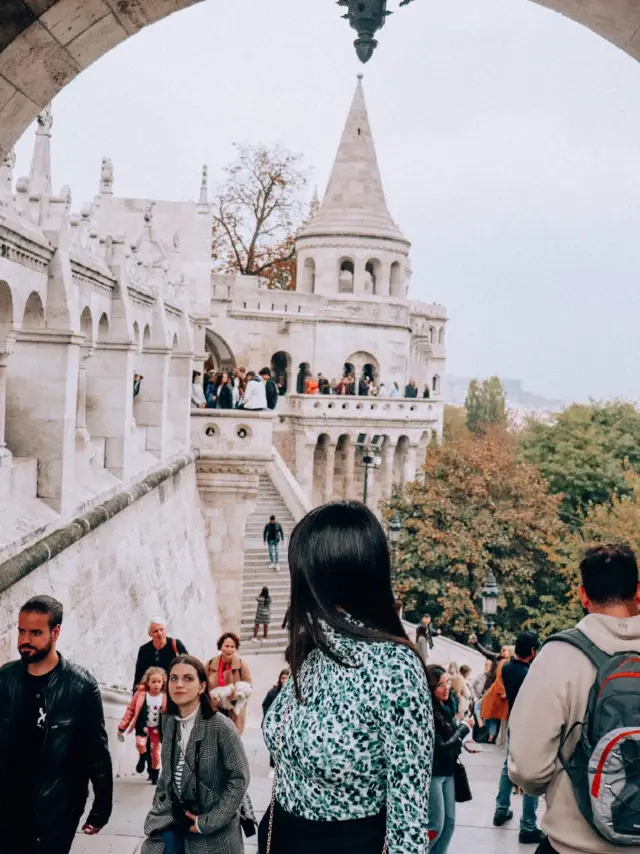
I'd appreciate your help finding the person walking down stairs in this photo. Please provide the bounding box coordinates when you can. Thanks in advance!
[264,515,285,571]
[252,587,271,645]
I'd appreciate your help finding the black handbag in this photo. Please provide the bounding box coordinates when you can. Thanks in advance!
[240,793,258,838]
[453,761,472,803]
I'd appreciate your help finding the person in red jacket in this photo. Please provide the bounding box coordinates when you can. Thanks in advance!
[118,667,167,784]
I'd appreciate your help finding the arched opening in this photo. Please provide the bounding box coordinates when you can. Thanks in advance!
[133,321,141,353]
[297,361,310,394]
[393,436,410,493]
[432,374,441,395]
[302,257,316,294]
[365,259,381,296]
[429,326,436,344]
[338,258,355,294]
[390,261,404,298]
[80,306,93,346]
[438,326,445,345]
[271,351,291,395]
[142,324,151,350]
[312,434,330,506]
[97,313,109,344]
[333,434,352,500]
[345,351,380,394]
[0,281,14,341]
[22,292,45,330]
[205,329,235,373]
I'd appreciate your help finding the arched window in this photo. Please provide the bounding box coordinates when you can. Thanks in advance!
[432,374,440,394]
[390,261,403,298]
[429,326,435,344]
[339,259,354,294]
[438,326,445,344]
[302,257,316,294]
[271,351,290,395]
[365,259,380,295]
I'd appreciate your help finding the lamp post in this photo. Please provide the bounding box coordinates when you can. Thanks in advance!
[357,434,382,505]
[481,570,499,651]
[388,513,401,590]
[337,0,416,63]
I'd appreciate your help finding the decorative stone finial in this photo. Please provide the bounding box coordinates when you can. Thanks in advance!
[199,164,209,206]
[36,105,53,135]
[100,157,114,196]
[0,149,16,211]
[143,200,155,224]
[357,73,364,80]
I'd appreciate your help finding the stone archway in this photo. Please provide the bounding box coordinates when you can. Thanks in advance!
[1,1,639,159]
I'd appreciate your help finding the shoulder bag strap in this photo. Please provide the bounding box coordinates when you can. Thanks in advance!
[544,628,610,670]
[172,638,179,657]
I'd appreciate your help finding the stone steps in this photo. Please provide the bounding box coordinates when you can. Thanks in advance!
[240,473,293,656]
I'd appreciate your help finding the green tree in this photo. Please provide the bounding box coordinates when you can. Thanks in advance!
[519,401,640,527]
[388,427,567,642]
[465,377,507,433]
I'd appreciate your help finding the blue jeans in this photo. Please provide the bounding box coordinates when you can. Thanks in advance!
[268,540,280,564]
[428,775,456,854]
[496,744,539,832]
[486,718,500,740]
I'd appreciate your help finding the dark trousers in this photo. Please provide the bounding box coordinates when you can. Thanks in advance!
[1,819,80,854]
[535,840,558,854]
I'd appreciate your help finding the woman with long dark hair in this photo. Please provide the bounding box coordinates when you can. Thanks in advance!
[426,665,473,854]
[142,655,250,854]
[260,501,433,854]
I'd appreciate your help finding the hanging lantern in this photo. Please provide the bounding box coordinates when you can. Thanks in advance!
[337,0,416,64]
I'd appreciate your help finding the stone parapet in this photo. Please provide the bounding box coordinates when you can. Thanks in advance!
[190,409,274,462]
[283,393,441,425]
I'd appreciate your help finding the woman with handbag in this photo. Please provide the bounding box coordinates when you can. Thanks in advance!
[141,654,250,854]
[261,500,434,854]
[426,665,473,854]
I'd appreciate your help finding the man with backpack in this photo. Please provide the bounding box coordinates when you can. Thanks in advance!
[509,544,640,854]
[132,618,187,691]
[260,367,279,411]
[263,515,285,571]
[493,630,543,844]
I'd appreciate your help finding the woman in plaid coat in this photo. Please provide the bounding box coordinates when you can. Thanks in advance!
[142,655,250,854]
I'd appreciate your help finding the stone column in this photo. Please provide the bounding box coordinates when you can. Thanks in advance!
[323,442,337,503]
[196,461,261,632]
[380,441,395,502]
[378,261,391,298]
[344,439,357,500]
[75,348,94,447]
[294,432,316,500]
[353,258,366,297]
[134,346,171,459]
[86,342,136,481]
[5,330,81,513]
[0,341,13,499]
[168,352,192,450]
[404,444,419,488]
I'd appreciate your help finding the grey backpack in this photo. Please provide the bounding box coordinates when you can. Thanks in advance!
[546,629,640,845]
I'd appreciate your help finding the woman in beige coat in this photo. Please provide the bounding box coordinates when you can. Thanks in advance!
[207,632,252,735]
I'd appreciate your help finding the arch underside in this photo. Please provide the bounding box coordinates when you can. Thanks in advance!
[0,1,639,157]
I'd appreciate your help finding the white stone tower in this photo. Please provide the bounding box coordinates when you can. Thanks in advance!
[296,75,410,299]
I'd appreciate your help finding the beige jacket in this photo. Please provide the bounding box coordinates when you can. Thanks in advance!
[509,613,640,854]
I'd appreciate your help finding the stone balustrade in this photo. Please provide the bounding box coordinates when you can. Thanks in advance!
[190,409,274,462]
[284,393,441,422]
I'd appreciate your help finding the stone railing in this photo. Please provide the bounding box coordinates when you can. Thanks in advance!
[190,409,274,461]
[283,394,441,422]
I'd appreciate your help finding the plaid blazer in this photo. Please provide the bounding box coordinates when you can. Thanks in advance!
[141,709,250,854]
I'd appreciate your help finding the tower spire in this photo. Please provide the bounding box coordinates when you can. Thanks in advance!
[29,106,53,199]
[298,75,407,245]
[199,164,209,207]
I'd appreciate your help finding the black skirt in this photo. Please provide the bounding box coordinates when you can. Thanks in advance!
[258,800,386,854]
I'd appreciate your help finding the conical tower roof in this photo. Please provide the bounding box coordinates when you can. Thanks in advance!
[299,76,408,246]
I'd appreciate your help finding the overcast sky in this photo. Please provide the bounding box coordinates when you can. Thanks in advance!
[13,0,640,403]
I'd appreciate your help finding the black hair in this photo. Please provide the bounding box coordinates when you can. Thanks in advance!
[216,632,240,651]
[165,654,215,719]
[459,664,472,678]
[275,668,290,691]
[286,500,424,698]
[416,625,428,640]
[514,631,539,659]
[426,664,453,735]
[192,370,201,382]
[269,515,276,521]
[20,595,63,630]
[260,367,271,377]
[260,586,271,602]
[581,544,639,605]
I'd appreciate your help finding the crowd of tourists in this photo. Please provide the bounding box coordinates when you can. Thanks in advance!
[1,513,639,854]
[191,367,280,411]
[300,369,431,400]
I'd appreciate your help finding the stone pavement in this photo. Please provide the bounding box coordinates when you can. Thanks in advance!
[72,652,545,853]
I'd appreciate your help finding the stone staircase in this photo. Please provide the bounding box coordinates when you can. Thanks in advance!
[240,473,296,655]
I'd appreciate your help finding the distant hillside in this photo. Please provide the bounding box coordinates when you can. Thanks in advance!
[443,375,565,413]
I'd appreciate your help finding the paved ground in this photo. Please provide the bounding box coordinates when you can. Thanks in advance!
[72,652,545,853]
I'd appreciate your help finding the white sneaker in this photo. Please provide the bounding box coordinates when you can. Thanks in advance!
[251,637,259,644]
[275,564,281,572]
[268,562,274,570]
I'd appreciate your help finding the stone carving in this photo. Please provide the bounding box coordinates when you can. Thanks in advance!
[36,106,53,135]
[100,157,114,195]
[0,150,16,211]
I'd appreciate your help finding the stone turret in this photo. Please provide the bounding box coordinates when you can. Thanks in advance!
[296,75,410,299]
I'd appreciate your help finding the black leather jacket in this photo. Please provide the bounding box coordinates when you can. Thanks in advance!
[432,708,470,777]
[0,654,113,832]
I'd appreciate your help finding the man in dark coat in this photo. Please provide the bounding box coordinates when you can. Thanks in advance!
[0,595,113,854]
[260,368,279,410]
[133,618,187,691]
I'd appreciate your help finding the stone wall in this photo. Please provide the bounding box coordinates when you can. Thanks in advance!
[0,458,220,689]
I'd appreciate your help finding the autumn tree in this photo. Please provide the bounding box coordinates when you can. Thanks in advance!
[465,377,507,433]
[388,427,567,642]
[211,143,309,290]
[519,401,640,527]
[443,405,469,443]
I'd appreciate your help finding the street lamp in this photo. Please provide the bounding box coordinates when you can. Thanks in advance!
[356,434,383,505]
[337,0,417,64]
[388,513,401,589]
[481,570,499,650]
